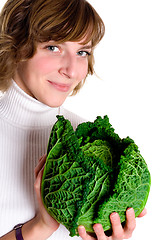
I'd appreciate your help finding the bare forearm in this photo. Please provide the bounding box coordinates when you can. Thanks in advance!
[0,215,56,240]
[22,215,55,240]
[0,230,15,240]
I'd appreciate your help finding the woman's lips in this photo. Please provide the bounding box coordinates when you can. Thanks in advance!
[48,80,71,92]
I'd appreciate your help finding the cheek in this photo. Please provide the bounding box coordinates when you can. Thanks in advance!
[77,61,88,80]
[31,56,55,75]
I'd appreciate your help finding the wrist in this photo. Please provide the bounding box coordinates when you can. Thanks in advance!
[22,215,58,240]
[14,224,24,240]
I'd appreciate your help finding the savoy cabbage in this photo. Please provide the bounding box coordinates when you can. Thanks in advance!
[41,115,151,236]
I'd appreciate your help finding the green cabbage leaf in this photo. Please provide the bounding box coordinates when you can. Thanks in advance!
[41,115,151,236]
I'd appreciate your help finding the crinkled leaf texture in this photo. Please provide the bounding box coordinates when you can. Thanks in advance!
[95,143,151,230]
[41,115,151,237]
[41,116,95,236]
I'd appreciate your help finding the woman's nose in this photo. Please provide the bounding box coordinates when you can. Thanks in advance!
[59,53,77,79]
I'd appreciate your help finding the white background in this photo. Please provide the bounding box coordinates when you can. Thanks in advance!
[0,0,160,239]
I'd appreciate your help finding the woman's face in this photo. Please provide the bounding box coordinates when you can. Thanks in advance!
[14,40,92,107]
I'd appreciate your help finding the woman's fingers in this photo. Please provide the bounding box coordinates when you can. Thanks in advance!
[78,225,95,240]
[110,209,136,239]
[78,208,138,240]
[137,208,147,217]
[93,224,108,240]
[123,208,136,239]
[78,224,108,240]
[110,212,124,240]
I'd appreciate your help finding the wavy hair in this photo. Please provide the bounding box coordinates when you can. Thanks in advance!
[0,0,105,94]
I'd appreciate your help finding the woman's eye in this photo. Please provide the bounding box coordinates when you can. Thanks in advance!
[77,51,91,57]
[47,45,60,52]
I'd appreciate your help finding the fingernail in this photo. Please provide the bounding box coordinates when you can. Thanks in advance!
[127,208,134,215]
[110,212,118,221]
[127,208,134,212]
[78,225,86,235]
[78,225,85,231]
[78,225,84,229]
[111,212,118,217]
[93,223,102,231]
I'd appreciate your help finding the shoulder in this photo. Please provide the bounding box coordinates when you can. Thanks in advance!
[60,107,86,130]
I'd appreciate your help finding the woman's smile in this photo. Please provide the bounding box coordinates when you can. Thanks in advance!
[47,80,72,92]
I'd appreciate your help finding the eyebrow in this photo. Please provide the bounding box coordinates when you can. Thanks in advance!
[81,45,92,49]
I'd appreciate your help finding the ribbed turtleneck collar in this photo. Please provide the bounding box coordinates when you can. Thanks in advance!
[0,81,59,127]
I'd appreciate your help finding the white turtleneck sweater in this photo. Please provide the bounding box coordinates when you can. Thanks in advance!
[0,81,83,239]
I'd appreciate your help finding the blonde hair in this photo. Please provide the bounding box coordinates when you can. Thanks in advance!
[0,0,105,94]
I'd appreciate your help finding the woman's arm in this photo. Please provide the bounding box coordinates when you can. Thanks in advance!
[0,215,57,240]
[0,155,59,240]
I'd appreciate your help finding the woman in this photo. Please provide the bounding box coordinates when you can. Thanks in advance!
[0,0,146,239]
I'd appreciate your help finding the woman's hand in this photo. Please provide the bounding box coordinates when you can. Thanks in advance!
[78,208,147,240]
[34,155,60,235]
